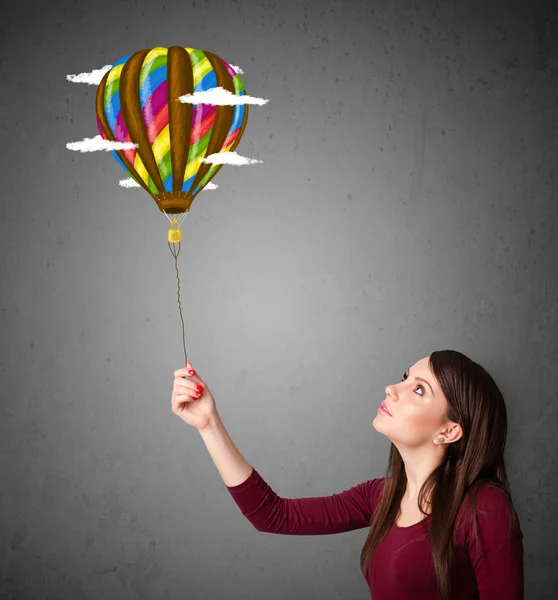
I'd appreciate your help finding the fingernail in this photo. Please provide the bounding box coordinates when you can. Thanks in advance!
[189,370,195,375]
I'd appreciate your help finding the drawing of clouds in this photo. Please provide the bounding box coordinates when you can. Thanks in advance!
[200,151,263,165]
[178,86,268,106]
[66,135,138,152]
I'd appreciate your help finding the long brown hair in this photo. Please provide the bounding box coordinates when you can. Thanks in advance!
[360,349,519,599]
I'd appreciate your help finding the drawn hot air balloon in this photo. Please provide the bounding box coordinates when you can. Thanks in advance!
[95,46,249,217]
[94,46,252,366]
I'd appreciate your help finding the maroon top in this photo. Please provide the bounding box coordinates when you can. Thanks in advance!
[225,468,524,599]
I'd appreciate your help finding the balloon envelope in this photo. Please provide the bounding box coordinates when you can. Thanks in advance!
[95,46,249,214]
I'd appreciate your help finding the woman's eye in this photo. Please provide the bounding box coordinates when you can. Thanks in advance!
[401,372,424,396]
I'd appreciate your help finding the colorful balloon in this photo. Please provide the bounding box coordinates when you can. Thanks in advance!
[95,46,249,215]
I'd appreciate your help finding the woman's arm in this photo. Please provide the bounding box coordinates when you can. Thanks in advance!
[198,411,254,486]
[198,411,382,535]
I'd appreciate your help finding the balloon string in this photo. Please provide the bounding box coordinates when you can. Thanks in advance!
[168,241,187,367]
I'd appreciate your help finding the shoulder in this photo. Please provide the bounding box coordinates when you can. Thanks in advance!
[458,482,515,516]
[471,483,519,522]
[455,482,522,547]
[346,476,386,514]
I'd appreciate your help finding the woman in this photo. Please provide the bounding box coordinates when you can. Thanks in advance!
[171,349,524,599]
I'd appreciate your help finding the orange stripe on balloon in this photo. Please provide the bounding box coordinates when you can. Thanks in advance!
[123,132,137,163]
[199,111,216,141]
[147,103,169,144]
[190,104,215,147]
[222,128,240,149]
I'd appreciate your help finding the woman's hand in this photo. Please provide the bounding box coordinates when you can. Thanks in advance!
[171,361,218,431]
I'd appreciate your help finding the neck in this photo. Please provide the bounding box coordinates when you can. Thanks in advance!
[394,441,445,499]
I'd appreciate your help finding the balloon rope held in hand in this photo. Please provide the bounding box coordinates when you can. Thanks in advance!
[95,46,253,366]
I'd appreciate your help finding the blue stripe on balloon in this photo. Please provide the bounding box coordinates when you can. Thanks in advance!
[140,64,167,108]
[195,69,216,92]
[113,54,132,67]
[106,90,120,131]
[231,104,243,132]
[182,174,196,193]
[164,171,173,192]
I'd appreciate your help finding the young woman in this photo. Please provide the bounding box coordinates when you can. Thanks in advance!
[171,349,524,599]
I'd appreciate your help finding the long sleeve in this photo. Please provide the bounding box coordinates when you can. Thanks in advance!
[464,487,524,600]
[225,467,384,535]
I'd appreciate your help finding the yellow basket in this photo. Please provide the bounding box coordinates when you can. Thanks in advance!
[168,218,182,244]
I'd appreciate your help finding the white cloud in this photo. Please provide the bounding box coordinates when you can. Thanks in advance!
[119,178,140,187]
[200,151,263,165]
[178,86,268,106]
[66,135,138,152]
[66,65,113,85]
[67,62,244,86]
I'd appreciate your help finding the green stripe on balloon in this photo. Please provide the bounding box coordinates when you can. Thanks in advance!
[187,128,211,166]
[140,53,167,88]
[147,173,158,194]
[106,78,120,99]
[233,75,244,94]
[196,164,218,190]
[158,149,172,182]
[190,49,205,68]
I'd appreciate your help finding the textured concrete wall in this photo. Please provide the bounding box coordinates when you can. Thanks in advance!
[1,0,557,598]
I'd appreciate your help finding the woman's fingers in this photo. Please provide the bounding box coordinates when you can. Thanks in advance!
[173,362,205,405]
[174,361,196,377]
[174,378,203,393]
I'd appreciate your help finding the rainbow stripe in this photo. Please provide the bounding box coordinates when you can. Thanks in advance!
[182,48,217,193]
[138,48,171,194]
[192,56,246,194]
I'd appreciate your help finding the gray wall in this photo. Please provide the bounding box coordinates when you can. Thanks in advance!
[2,0,557,598]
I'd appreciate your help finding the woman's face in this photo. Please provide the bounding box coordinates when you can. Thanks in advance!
[373,356,452,447]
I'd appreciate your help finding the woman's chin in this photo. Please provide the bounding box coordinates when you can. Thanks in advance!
[372,414,385,430]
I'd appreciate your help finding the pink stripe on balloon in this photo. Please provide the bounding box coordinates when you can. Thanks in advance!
[143,80,168,134]
[108,112,136,163]
[190,104,216,147]
[191,102,215,126]
[114,111,129,142]
[219,57,237,78]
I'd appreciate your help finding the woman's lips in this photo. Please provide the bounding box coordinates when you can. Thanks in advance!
[378,404,393,417]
